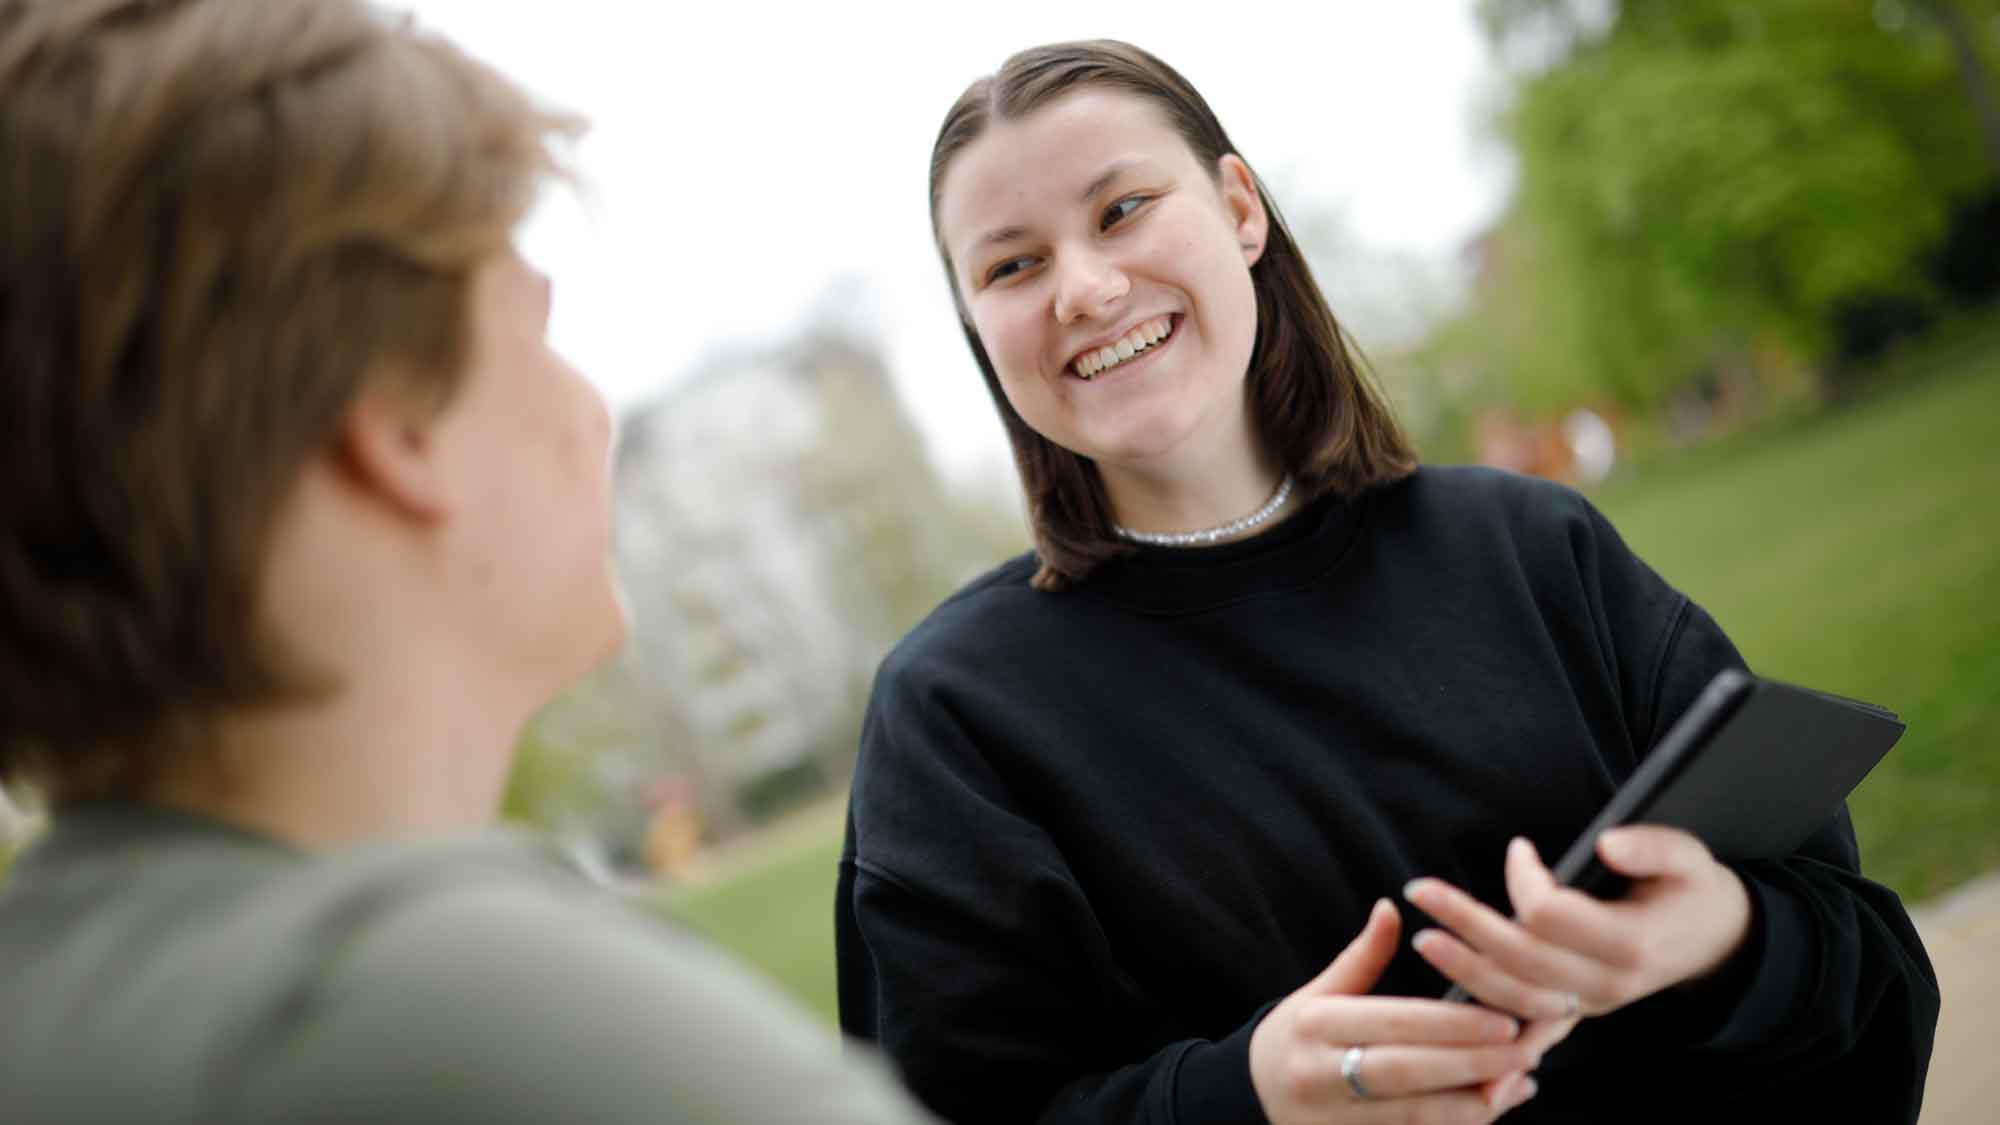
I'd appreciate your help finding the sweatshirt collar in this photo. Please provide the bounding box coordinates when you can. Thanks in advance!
[1079,482,1370,615]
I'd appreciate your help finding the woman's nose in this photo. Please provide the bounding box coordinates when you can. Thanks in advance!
[1052,246,1130,324]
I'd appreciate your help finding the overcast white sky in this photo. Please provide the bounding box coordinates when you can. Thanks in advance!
[400,1,1512,488]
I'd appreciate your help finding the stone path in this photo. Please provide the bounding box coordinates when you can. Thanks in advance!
[1913,872,2000,1125]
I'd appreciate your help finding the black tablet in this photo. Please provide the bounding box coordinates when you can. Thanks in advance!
[1441,668,1904,1002]
[1551,668,1903,897]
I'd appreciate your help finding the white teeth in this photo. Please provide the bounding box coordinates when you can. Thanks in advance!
[1073,316,1174,379]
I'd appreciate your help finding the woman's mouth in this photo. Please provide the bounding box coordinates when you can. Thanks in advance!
[1070,315,1177,381]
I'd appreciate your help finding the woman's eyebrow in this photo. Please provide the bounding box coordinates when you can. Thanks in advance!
[1079,158,1146,203]
[976,225,1029,248]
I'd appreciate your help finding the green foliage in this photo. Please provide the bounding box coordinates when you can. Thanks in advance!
[733,759,830,825]
[500,716,599,829]
[1454,0,1991,412]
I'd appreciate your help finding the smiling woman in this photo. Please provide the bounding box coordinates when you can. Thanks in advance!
[925,51,1415,589]
[938,89,1276,524]
[836,37,1939,1125]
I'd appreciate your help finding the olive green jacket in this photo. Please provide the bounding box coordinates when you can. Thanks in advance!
[0,803,933,1124]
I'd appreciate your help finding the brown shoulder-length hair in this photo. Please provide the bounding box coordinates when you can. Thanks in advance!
[0,0,577,800]
[929,40,1416,591]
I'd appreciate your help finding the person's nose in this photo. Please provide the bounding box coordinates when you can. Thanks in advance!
[1051,244,1129,325]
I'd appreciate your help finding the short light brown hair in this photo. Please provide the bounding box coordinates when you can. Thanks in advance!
[930,40,1417,590]
[0,0,579,799]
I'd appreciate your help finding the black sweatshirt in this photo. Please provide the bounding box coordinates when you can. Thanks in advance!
[837,466,1938,1124]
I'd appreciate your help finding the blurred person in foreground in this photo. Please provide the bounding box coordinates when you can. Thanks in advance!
[836,39,1939,1125]
[0,1,932,1121]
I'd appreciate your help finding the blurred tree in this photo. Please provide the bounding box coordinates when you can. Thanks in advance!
[786,326,990,672]
[1260,177,1472,452]
[1913,0,2000,169]
[502,667,676,841]
[1458,0,1993,411]
[548,296,1014,863]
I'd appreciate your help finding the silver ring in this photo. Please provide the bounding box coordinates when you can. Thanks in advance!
[1340,1044,1373,1100]
[1561,991,1581,1019]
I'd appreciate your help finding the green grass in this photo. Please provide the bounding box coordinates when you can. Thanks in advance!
[663,836,847,1023]
[1594,344,2000,902]
[659,334,2000,1019]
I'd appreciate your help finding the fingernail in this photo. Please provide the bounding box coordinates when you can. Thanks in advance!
[1411,928,1439,953]
[1402,878,1427,901]
[1508,1076,1540,1109]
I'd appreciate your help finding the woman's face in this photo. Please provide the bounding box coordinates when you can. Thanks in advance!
[937,89,1267,478]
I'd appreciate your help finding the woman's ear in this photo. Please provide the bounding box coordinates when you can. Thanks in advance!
[1217,154,1269,268]
[331,381,452,524]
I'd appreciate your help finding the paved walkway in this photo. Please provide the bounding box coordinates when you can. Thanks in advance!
[1912,872,2000,1125]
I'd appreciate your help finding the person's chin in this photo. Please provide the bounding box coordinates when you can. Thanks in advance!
[1084,420,1195,470]
[549,580,629,688]
[592,580,632,665]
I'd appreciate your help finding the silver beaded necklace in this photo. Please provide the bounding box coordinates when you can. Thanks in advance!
[1112,477,1295,548]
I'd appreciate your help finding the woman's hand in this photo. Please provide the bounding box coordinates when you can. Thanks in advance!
[1402,828,1753,1024]
[1249,899,1549,1123]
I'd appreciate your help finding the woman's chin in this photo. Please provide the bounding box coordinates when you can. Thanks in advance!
[1078,421,1200,475]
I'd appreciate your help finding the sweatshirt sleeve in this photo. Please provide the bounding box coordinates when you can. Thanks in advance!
[1577,496,1940,1119]
[837,656,1270,1125]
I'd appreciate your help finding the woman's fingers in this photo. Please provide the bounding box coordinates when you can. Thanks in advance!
[1293,995,1520,1046]
[1357,1082,1540,1125]
[1305,897,1403,997]
[1352,1043,1536,1099]
[1253,904,1525,1124]
[1475,1016,1578,1109]
[1501,838,1641,970]
[1410,927,1581,1021]
[1596,825,1711,880]
[1404,877,1607,1002]
[1298,1041,1534,1106]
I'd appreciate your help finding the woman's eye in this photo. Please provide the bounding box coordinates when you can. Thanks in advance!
[985,257,1034,285]
[1101,196,1149,231]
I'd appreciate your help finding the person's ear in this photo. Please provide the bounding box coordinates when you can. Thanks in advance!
[331,381,451,524]
[1217,153,1269,268]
